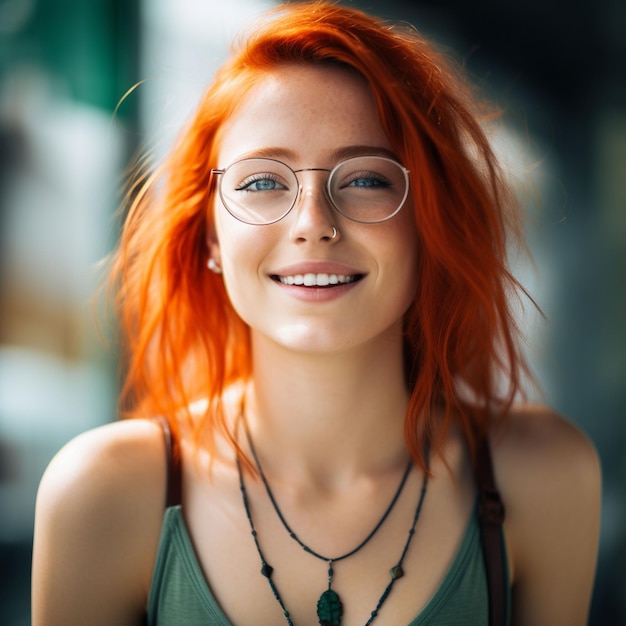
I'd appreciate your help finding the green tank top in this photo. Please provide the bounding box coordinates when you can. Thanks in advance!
[146,503,510,625]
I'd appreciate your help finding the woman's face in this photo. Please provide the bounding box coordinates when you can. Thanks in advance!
[211,64,419,355]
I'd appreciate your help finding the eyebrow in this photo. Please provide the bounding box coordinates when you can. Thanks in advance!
[232,145,400,164]
[335,145,400,161]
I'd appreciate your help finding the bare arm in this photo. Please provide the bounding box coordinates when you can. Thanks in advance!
[32,419,167,626]
[495,406,601,626]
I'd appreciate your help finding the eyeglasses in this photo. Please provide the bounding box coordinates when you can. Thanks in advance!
[211,156,410,225]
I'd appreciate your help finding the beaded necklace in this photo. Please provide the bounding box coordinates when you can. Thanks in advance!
[237,423,429,625]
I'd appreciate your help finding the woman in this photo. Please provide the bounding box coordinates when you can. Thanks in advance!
[32,2,601,625]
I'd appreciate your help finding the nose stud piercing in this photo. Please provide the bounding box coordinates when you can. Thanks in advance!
[207,258,222,274]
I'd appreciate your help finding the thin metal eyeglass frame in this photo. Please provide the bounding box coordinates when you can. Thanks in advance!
[210,156,410,226]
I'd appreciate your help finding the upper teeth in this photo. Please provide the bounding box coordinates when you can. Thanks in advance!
[277,273,357,286]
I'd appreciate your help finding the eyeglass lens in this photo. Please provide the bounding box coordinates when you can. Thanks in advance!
[218,156,408,225]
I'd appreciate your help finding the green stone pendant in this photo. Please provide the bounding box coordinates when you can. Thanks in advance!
[317,589,343,626]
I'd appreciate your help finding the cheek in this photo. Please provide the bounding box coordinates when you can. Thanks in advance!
[389,207,419,275]
[213,210,277,306]
[388,214,420,314]
[213,200,248,265]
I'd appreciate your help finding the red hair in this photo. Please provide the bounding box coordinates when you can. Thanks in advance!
[110,1,533,469]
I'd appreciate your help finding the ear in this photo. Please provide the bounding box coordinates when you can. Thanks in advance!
[207,240,221,266]
[206,228,221,265]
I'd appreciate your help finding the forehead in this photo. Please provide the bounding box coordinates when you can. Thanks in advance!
[215,64,393,166]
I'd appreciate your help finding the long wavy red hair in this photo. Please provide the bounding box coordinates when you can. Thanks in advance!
[110,1,533,470]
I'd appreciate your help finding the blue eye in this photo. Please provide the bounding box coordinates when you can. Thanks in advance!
[343,170,391,189]
[236,175,287,192]
[348,177,387,188]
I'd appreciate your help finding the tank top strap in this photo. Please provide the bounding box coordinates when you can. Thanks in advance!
[154,417,182,508]
[472,429,506,626]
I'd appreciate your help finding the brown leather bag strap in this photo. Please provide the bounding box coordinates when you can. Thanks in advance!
[473,432,507,626]
[154,417,182,508]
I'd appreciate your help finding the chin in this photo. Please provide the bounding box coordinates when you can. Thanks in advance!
[271,324,354,353]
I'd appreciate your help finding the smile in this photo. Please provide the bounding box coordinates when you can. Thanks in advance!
[272,273,363,287]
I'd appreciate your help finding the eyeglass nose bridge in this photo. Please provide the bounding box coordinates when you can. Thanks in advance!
[290,166,336,216]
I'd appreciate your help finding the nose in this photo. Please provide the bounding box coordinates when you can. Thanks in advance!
[289,170,339,244]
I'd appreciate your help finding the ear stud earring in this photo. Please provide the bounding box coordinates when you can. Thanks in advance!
[207,258,222,274]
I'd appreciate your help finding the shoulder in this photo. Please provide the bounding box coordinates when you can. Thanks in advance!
[491,404,601,501]
[36,418,168,520]
[491,404,601,624]
[33,419,169,625]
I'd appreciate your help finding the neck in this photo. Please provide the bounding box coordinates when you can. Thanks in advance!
[243,326,411,485]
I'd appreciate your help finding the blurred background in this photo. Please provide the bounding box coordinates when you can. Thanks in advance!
[0,0,623,623]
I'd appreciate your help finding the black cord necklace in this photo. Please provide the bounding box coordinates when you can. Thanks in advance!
[237,421,429,625]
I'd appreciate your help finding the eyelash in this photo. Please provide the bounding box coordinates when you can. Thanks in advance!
[236,174,286,191]
[341,172,391,188]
